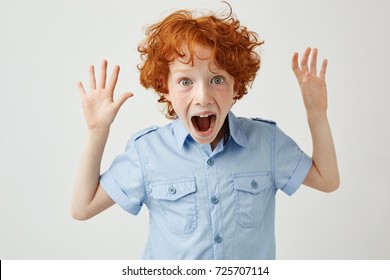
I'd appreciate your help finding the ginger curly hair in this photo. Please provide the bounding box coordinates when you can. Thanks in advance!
[138,7,263,119]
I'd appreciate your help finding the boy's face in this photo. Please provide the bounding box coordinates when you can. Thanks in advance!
[165,45,238,149]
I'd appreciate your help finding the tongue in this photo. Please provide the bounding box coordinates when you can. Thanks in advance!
[196,116,211,131]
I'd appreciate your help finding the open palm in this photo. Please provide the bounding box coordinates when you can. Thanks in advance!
[292,48,328,117]
[77,60,133,130]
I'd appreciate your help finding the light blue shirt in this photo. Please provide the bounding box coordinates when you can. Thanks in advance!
[100,111,312,259]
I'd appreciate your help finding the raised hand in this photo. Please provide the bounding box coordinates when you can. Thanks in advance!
[77,60,133,130]
[292,48,328,118]
[291,48,340,192]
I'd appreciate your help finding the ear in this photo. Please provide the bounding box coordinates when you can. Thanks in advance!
[159,75,170,100]
[233,89,239,99]
[232,84,239,100]
[233,81,240,98]
[163,92,171,101]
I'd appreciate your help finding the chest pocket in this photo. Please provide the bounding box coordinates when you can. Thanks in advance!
[151,178,197,234]
[233,172,272,228]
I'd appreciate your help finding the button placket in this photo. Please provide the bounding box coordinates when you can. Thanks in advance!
[203,153,224,258]
[214,234,223,244]
[207,158,214,166]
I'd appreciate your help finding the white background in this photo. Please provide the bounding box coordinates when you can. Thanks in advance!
[1,0,389,259]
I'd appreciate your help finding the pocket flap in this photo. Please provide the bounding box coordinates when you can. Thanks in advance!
[151,178,196,201]
[233,172,271,194]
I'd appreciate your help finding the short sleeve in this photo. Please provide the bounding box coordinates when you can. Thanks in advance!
[100,139,146,215]
[274,125,312,196]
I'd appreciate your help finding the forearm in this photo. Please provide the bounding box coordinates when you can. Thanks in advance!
[71,128,109,217]
[306,112,340,191]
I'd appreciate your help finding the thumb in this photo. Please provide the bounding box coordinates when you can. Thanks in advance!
[115,92,134,109]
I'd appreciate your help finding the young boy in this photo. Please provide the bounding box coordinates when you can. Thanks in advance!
[72,7,339,259]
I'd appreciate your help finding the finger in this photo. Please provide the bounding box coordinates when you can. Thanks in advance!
[76,81,87,97]
[89,65,96,90]
[292,52,302,78]
[300,47,311,74]
[319,58,328,80]
[115,92,134,109]
[310,48,318,76]
[98,59,107,89]
[107,65,120,92]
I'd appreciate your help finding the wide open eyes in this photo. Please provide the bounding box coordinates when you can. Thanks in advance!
[178,76,225,86]
[179,78,193,86]
[211,76,225,85]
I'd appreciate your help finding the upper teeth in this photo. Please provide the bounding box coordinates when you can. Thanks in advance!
[198,114,211,118]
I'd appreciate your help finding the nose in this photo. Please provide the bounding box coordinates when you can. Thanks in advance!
[194,84,214,106]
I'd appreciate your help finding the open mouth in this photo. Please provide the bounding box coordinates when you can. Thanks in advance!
[191,114,216,134]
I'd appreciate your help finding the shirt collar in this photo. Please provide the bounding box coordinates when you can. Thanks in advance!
[227,111,250,148]
[171,117,191,149]
[171,111,250,149]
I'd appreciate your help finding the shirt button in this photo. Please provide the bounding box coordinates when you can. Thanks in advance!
[207,158,214,166]
[214,235,223,244]
[251,180,259,188]
[211,196,219,204]
[168,186,176,194]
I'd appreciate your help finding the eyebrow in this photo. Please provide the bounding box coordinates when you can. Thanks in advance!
[170,66,225,76]
[170,67,192,75]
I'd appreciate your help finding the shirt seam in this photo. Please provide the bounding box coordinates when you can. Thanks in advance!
[271,123,276,190]
[133,139,149,205]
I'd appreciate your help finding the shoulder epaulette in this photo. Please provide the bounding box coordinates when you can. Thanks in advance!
[251,117,276,125]
[131,126,159,141]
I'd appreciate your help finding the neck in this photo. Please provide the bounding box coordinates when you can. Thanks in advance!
[210,117,229,151]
